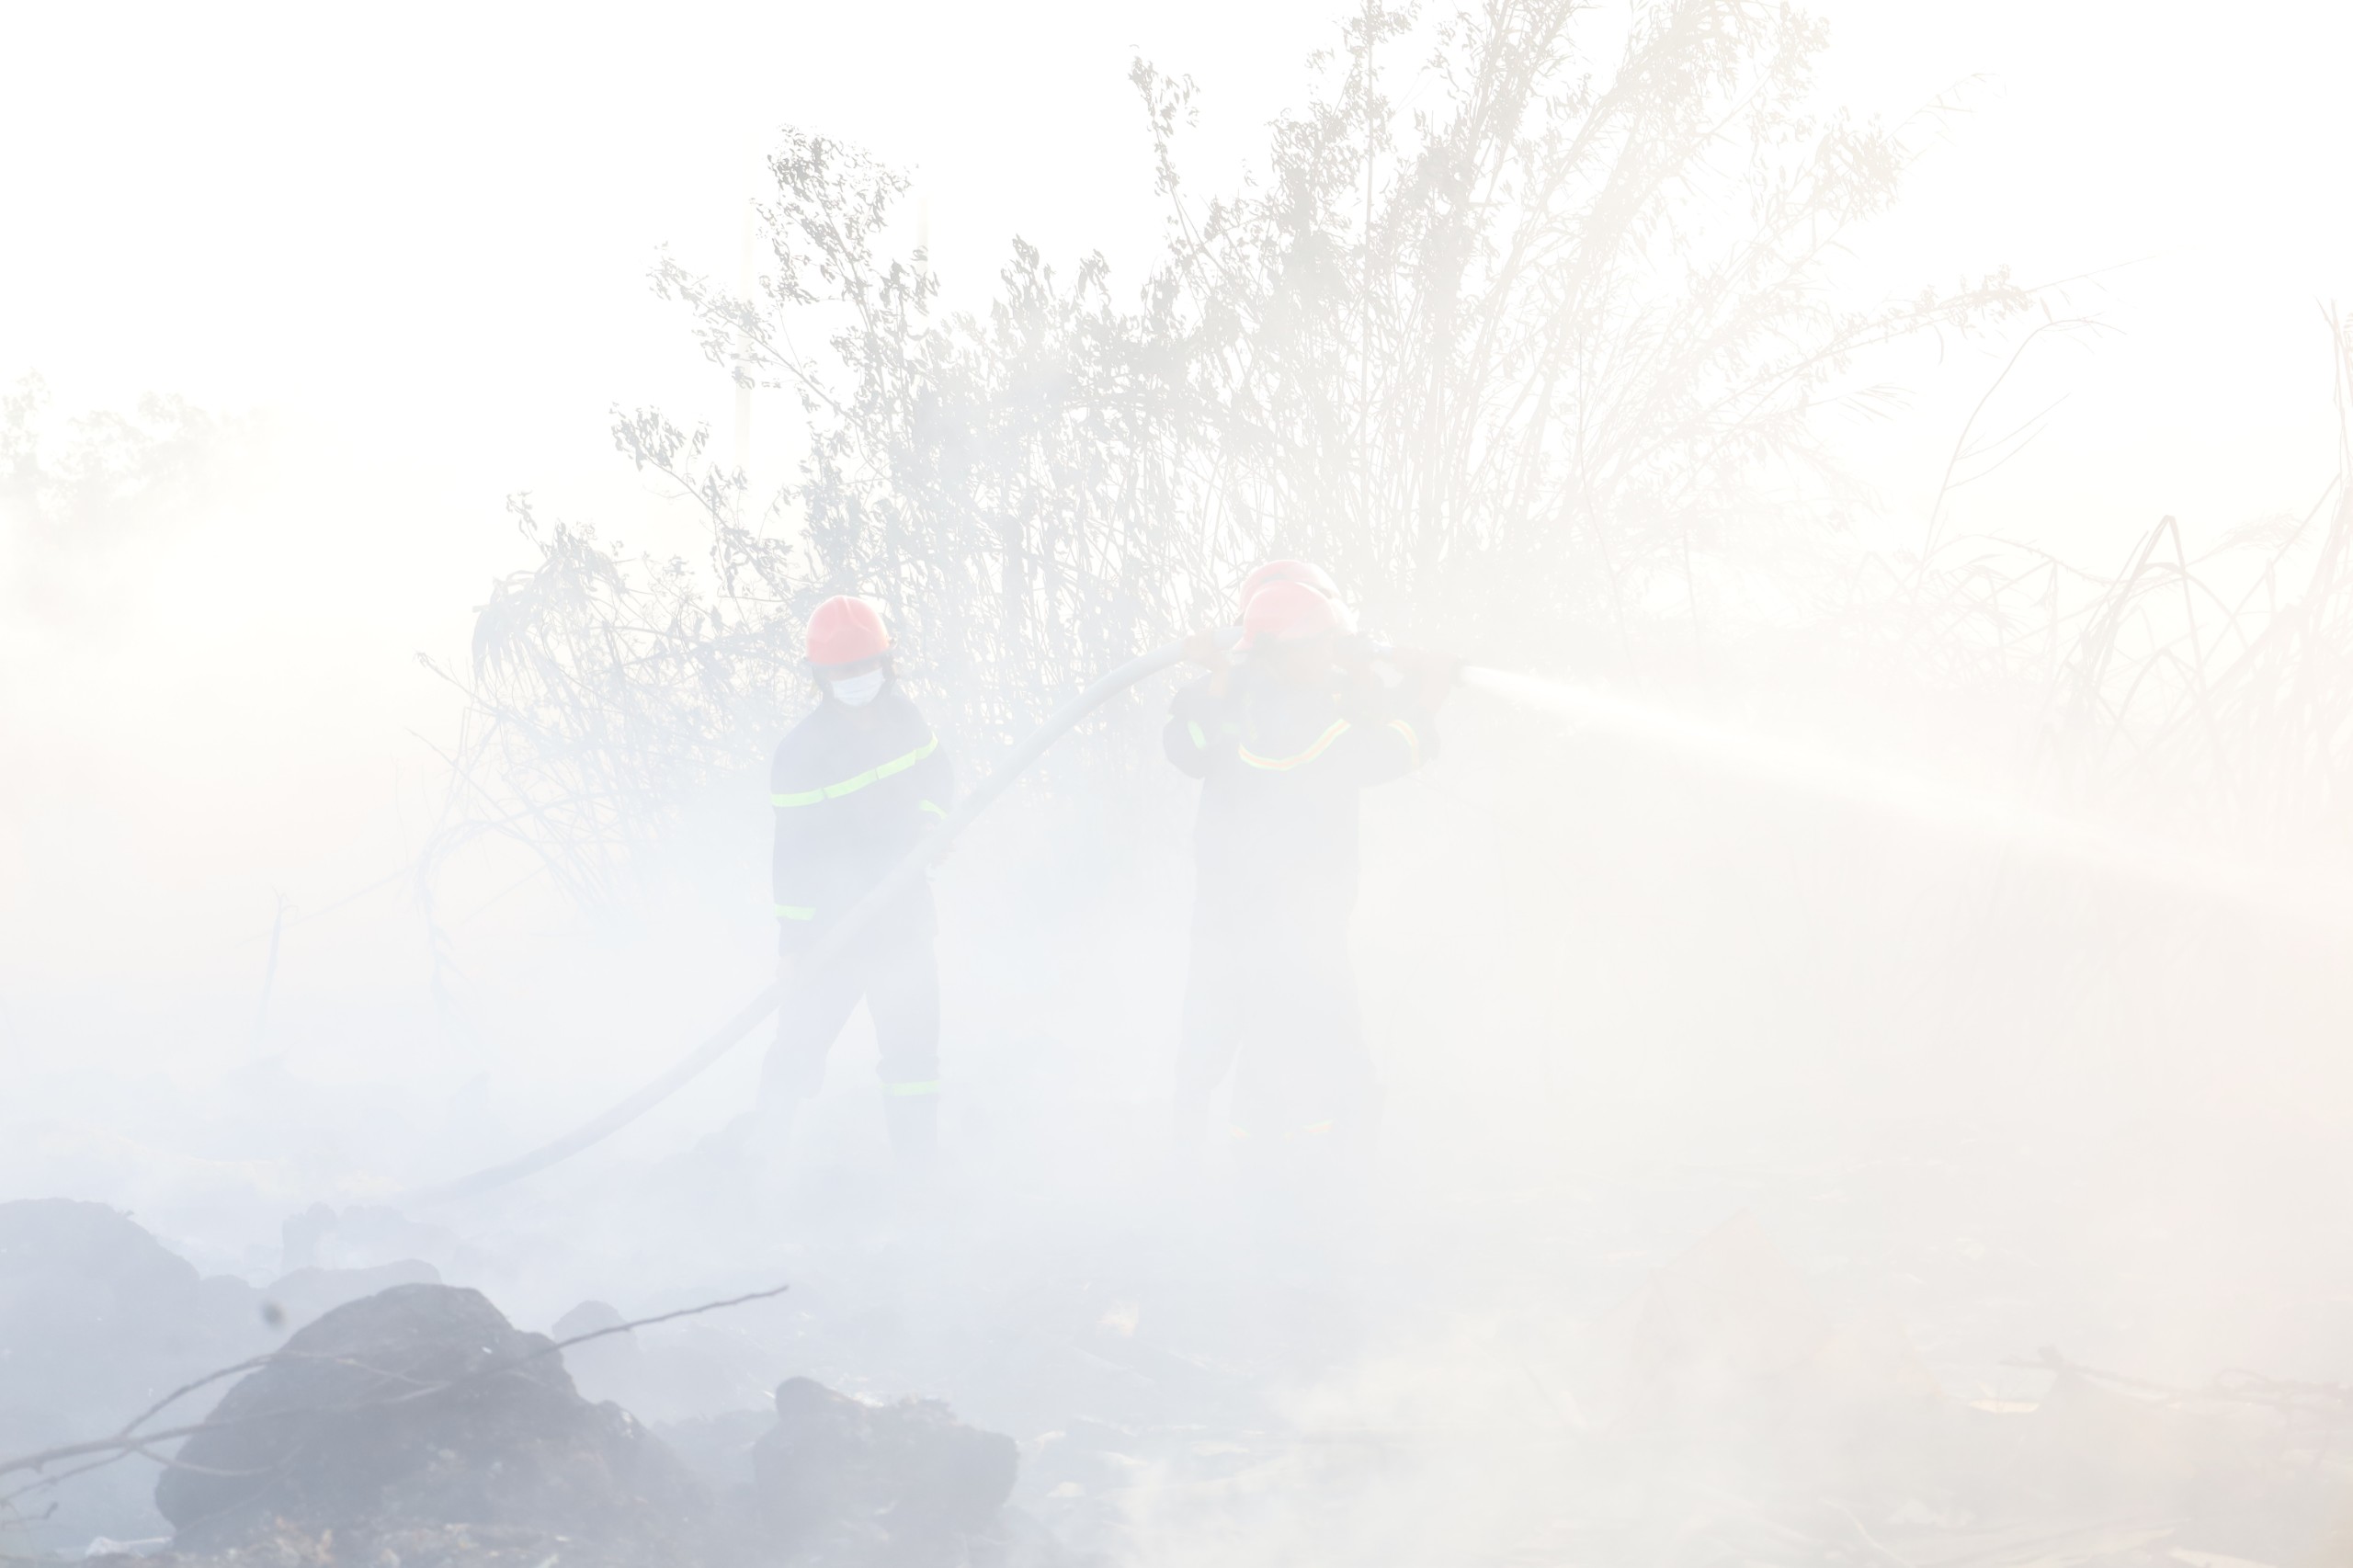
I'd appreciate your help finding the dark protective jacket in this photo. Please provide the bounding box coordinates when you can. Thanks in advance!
[1164,659,1437,926]
[770,684,954,954]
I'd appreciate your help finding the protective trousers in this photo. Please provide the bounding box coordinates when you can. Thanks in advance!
[760,931,940,1161]
[1176,903,1372,1145]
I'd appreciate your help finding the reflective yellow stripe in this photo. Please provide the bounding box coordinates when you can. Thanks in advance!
[882,1079,941,1097]
[1238,719,1350,771]
[1187,720,1208,749]
[918,799,948,820]
[1387,718,1421,767]
[774,903,817,921]
[772,735,938,806]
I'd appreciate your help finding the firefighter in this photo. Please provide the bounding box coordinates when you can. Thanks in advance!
[757,594,954,1165]
[1165,569,1452,1155]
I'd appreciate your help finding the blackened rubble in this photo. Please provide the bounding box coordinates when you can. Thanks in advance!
[0,1199,431,1553]
[155,1283,710,1562]
[755,1378,1020,1562]
[0,1202,1061,1568]
[110,1281,1054,1568]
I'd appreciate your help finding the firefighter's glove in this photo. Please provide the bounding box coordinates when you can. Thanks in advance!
[1182,629,1234,691]
[1396,649,1463,710]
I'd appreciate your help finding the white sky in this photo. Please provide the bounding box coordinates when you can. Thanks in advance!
[3,0,2350,994]
[4,1,2347,540]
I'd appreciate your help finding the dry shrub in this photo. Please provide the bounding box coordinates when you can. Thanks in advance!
[439,0,2027,901]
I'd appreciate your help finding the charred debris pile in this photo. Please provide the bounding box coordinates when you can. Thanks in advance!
[0,1201,1048,1568]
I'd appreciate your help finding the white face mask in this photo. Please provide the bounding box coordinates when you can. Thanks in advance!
[829,668,886,708]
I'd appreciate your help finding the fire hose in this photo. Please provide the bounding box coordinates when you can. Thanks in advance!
[398,630,1238,1207]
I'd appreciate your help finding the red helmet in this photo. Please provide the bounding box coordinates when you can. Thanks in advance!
[804,595,891,667]
[1236,559,1341,619]
[1242,578,1344,649]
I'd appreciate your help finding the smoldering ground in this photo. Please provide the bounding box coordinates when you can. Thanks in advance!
[11,663,2353,1563]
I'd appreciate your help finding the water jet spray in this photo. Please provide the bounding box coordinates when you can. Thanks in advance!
[1461,665,2351,934]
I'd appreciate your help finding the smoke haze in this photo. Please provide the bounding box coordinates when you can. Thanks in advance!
[7,3,2353,1564]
